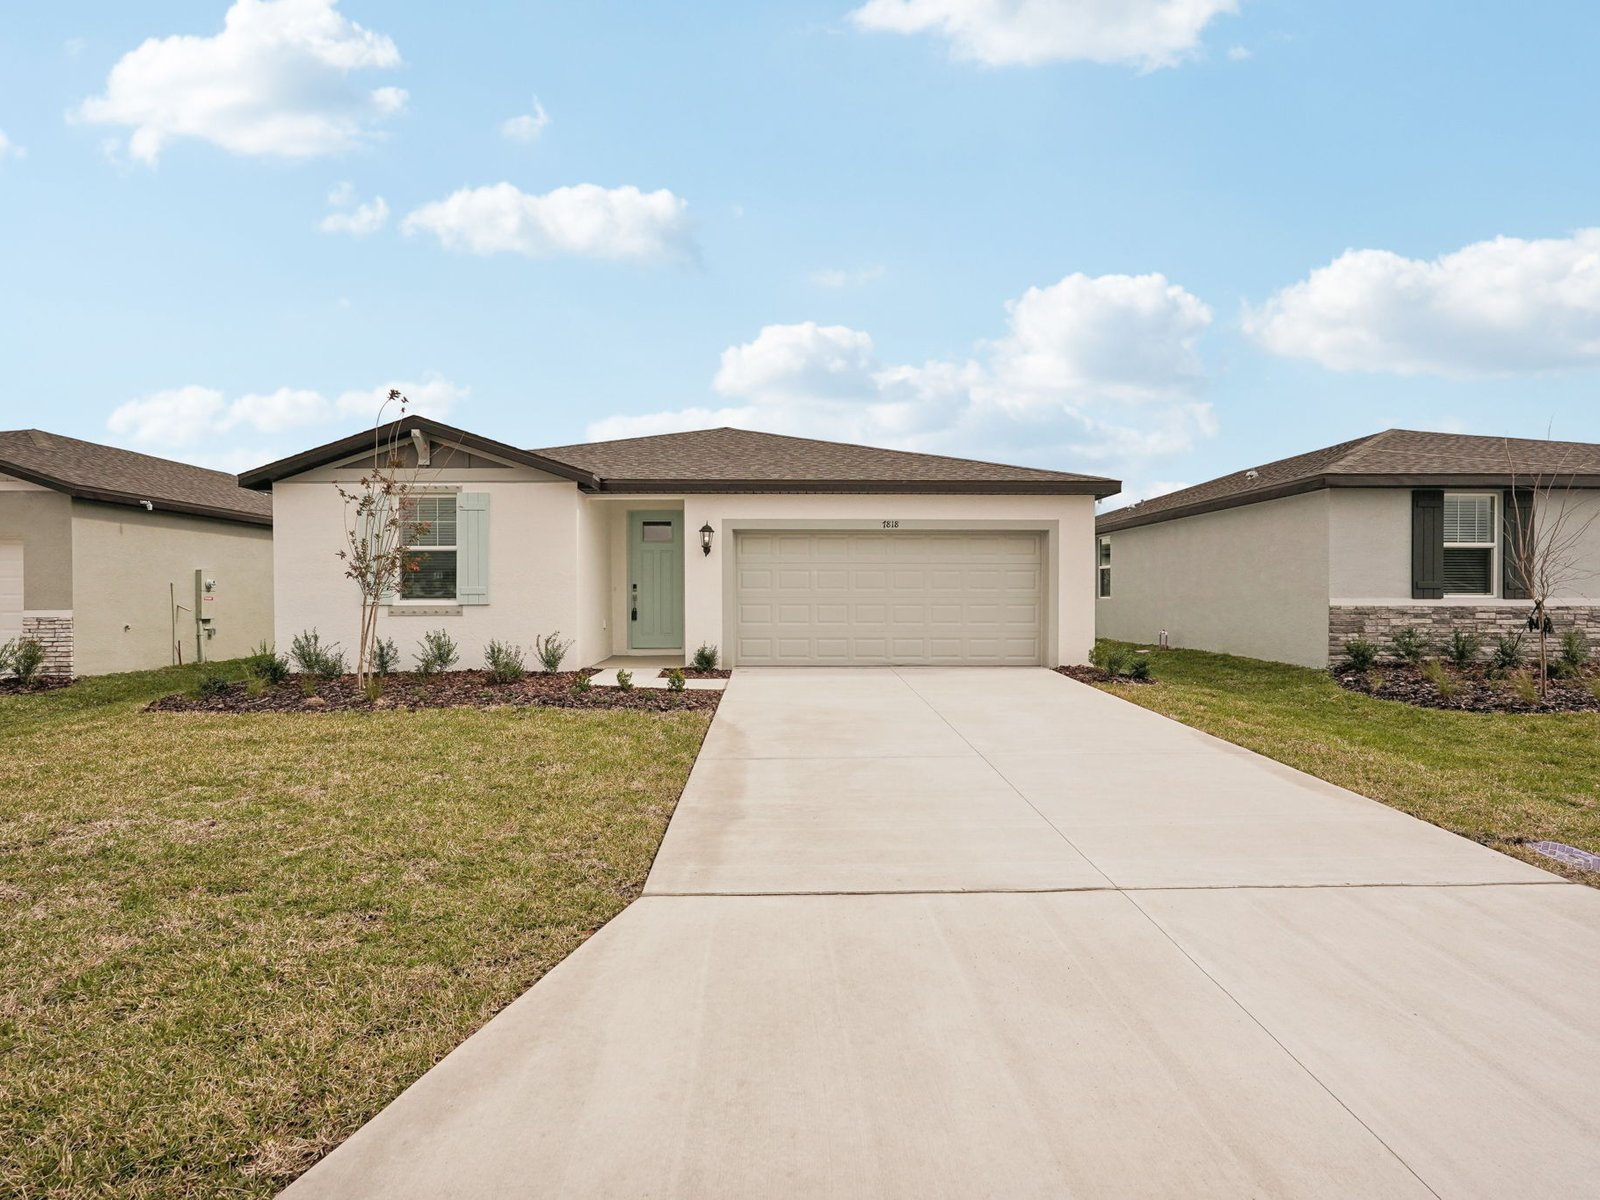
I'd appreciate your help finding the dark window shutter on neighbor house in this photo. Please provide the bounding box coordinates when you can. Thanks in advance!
[1412,489,1445,599]
[1502,488,1534,600]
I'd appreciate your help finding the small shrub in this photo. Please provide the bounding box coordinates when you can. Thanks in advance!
[413,628,459,676]
[1389,626,1430,667]
[1445,629,1484,669]
[533,632,574,674]
[1508,670,1539,705]
[244,641,290,685]
[290,629,345,679]
[3,637,46,685]
[484,639,527,684]
[692,643,720,672]
[363,678,385,702]
[245,676,266,698]
[1490,632,1526,676]
[1090,641,1141,677]
[666,667,686,692]
[372,637,400,677]
[193,667,231,698]
[571,673,592,694]
[1560,629,1589,674]
[1342,636,1379,672]
[614,667,633,691]
[1126,657,1151,681]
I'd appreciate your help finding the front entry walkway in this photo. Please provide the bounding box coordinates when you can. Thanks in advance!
[284,669,1600,1199]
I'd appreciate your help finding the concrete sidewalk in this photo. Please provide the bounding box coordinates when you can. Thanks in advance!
[284,668,1600,1199]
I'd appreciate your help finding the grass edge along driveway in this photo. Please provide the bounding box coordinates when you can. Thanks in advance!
[1095,644,1600,886]
[0,662,711,1198]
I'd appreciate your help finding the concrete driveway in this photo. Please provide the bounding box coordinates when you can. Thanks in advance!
[285,668,1600,1199]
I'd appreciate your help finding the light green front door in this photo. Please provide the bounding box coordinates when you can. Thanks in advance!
[628,510,684,650]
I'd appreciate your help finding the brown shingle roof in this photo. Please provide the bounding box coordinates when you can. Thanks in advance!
[0,429,271,526]
[535,427,1120,496]
[1098,429,1600,533]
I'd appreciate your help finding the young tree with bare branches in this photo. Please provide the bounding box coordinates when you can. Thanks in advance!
[1504,441,1600,697]
[335,391,428,690]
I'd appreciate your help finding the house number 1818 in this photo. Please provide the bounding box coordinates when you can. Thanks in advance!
[881,520,900,529]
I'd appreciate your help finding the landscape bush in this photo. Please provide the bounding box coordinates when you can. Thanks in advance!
[372,637,400,677]
[290,629,345,679]
[1446,629,1484,669]
[1490,632,1527,676]
[534,632,574,674]
[1342,636,1379,672]
[692,643,720,671]
[244,641,290,685]
[193,667,231,698]
[413,628,459,676]
[1389,626,1430,666]
[614,668,634,691]
[666,667,686,693]
[0,636,46,686]
[484,640,527,684]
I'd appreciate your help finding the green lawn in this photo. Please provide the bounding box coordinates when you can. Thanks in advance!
[1096,644,1600,883]
[0,662,711,1198]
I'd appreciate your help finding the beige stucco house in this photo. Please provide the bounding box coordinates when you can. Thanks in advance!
[240,419,1119,670]
[0,429,274,676]
[1095,429,1600,668]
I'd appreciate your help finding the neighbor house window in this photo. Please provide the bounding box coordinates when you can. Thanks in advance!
[1097,537,1112,598]
[1442,493,1496,596]
[401,494,458,601]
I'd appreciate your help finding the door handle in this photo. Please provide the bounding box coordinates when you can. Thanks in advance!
[631,607,638,621]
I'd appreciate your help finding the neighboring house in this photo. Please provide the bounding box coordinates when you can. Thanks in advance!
[0,429,273,677]
[1095,429,1600,668]
[240,419,1119,669]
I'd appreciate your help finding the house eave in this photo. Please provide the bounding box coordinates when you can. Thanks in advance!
[594,477,1121,497]
[0,459,272,527]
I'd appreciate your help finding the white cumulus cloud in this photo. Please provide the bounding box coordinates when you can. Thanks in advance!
[587,271,1215,472]
[500,97,549,143]
[0,129,23,160]
[1245,229,1600,377]
[318,181,389,234]
[402,182,694,262]
[848,0,1238,70]
[73,0,407,165]
[107,375,467,453]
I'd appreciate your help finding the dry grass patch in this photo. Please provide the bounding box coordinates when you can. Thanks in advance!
[1094,644,1600,884]
[0,662,710,1198]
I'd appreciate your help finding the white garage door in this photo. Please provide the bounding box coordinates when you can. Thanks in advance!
[0,542,22,645]
[734,530,1045,666]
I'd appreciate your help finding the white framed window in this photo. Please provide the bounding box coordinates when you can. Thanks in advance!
[1442,492,1497,596]
[400,494,458,601]
[1097,537,1112,598]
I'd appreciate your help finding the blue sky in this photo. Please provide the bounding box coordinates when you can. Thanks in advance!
[4,1,1600,505]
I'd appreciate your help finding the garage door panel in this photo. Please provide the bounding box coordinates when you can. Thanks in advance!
[735,530,1044,666]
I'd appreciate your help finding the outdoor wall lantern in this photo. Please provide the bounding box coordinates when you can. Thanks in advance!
[699,523,715,556]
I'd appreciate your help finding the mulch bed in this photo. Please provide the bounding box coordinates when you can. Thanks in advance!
[1333,664,1600,714]
[1056,665,1154,686]
[659,668,732,679]
[0,676,74,695]
[147,671,722,715]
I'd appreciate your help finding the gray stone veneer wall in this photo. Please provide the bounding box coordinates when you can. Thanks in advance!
[20,614,74,678]
[1329,605,1600,664]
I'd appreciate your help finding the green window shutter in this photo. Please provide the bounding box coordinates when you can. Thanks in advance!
[1502,488,1534,600]
[457,492,489,605]
[1412,489,1445,599]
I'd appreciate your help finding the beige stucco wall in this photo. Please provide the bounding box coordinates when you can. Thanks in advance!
[70,500,273,674]
[574,498,613,667]
[1096,490,1332,667]
[1330,486,1600,604]
[680,493,1099,667]
[0,479,73,610]
[270,467,582,672]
